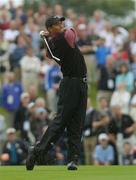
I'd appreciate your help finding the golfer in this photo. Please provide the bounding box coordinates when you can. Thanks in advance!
[26,16,87,171]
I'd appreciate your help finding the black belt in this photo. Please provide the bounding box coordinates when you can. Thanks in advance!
[63,76,87,83]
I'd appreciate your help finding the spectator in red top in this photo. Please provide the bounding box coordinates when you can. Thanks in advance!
[0,7,10,30]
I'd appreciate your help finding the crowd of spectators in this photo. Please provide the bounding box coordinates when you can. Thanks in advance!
[0,1,136,166]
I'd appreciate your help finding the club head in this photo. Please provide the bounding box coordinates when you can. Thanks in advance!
[53,56,60,62]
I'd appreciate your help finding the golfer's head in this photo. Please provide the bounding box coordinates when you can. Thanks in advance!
[45,16,65,34]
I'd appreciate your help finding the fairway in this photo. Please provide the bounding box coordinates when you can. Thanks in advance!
[0,166,136,180]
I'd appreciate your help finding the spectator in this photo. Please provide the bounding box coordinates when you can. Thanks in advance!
[34,2,47,29]
[14,92,30,141]
[44,60,61,113]
[109,106,136,164]
[2,72,23,126]
[0,114,6,154]
[89,9,106,35]
[24,19,40,55]
[130,85,136,121]
[122,142,134,165]
[4,20,19,42]
[65,9,75,28]
[35,97,50,115]
[112,26,129,54]
[26,102,36,144]
[0,30,10,77]
[9,35,27,78]
[110,83,131,114]
[53,4,64,17]
[30,107,49,141]
[35,97,46,109]
[83,99,99,164]
[114,49,129,72]
[128,28,136,60]
[98,97,112,119]
[8,0,16,20]
[84,98,111,165]
[115,62,134,92]
[97,55,116,103]
[20,46,41,91]
[29,97,50,140]
[99,21,114,49]
[1,128,28,165]
[93,133,114,165]
[0,7,10,30]
[95,37,111,68]
[131,54,136,80]
[40,54,52,78]
[77,24,92,54]
[28,85,38,103]
[77,23,96,83]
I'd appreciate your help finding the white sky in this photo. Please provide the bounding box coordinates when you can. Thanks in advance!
[0,0,24,7]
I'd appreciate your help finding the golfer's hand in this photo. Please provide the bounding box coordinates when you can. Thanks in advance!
[40,30,50,37]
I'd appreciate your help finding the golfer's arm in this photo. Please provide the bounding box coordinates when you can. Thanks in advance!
[64,28,77,48]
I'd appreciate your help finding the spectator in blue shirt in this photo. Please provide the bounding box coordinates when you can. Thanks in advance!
[2,72,23,111]
[95,37,111,67]
[93,133,114,165]
[2,72,23,126]
[9,35,27,70]
[9,35,27,80]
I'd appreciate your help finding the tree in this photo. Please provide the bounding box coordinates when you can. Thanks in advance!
[24,0,134,17]
[45,0,134,16]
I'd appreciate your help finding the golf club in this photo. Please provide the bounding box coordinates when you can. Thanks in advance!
[40,30,60,62]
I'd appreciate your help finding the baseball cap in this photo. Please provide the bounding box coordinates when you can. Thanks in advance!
[98,133,109,141]
[6,128,16,134]
[45,16,65,28]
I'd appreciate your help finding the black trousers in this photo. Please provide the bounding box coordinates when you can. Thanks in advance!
[35,77,87,163]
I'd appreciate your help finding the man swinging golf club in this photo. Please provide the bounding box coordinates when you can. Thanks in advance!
[26,16,88,171]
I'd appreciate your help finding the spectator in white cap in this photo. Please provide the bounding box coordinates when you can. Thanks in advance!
[6,127,16,134]
[93,133,114,165]
[1,128,28,165]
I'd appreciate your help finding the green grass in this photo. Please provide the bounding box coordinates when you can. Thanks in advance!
[0,166,135,180]
[89,82,97,107]
[0,107,8,117]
